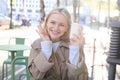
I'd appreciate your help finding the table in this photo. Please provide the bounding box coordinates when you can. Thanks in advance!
[0,44,31,80]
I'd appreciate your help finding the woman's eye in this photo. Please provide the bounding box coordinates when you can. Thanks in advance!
[60,24,65,27]
[50,21,55,24]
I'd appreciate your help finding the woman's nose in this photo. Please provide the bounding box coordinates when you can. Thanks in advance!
[54,25,59,31]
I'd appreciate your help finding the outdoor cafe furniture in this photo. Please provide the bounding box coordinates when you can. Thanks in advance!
[3,37,25,77]
[12,56,30,80]
[0,44,30,80]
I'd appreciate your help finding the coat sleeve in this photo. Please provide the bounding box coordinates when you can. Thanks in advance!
[67,47,88,80]
[28,46,54,80]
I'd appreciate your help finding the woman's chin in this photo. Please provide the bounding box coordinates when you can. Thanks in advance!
[51,38,60,42]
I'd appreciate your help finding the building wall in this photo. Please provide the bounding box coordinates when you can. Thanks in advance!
[7,0,57,22]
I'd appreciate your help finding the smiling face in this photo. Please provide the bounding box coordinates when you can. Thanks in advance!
[46,13,68,42]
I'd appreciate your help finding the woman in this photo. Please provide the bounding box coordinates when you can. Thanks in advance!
[28,8,88,80]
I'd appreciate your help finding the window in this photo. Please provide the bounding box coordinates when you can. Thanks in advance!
[19,9,23,12]
[12,9,16,11]
[35,10,40,13]
[27,9,32,12]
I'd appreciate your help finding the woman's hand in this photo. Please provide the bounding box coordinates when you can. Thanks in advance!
[70,28,85,47]
[36,25,50,41]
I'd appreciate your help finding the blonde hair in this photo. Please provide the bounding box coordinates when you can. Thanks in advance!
[42,8,71,42]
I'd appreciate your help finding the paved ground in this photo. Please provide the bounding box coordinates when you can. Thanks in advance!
[0,25,119,80]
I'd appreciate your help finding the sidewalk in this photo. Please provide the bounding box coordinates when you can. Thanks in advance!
[0,26,118,80]
[83,27,109,80]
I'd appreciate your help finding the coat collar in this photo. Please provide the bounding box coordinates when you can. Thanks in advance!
[59,41,69,48]
[31,39,69,50]
[31,38,41,50]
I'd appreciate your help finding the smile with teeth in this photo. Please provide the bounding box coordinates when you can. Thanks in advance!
[51,30,60,35]
[52,31,59,35]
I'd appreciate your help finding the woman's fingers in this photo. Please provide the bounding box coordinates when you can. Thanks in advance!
[70,34,80,46]
[36,25,43,37]
[36,25,50,40]
[71,34,82,42]
[70,33,85,46]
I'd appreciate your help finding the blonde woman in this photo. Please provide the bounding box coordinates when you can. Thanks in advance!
[28,8,88,80]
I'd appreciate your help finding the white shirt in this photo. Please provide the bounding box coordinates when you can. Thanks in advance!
[41,41,80,65]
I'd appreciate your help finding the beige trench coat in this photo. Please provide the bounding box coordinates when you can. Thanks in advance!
[28,39,88,80]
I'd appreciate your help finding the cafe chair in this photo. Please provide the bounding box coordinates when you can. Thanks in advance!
[11,56,30,80]
[2,37,31,80]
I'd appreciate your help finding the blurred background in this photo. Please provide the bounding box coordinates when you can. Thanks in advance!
[0,0,119,29]
[0,0,120,80]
